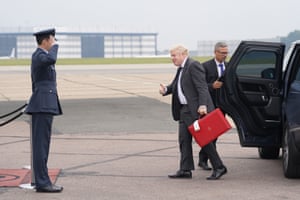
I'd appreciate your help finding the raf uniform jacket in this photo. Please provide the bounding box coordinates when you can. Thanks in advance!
[25,44,62,115]
[202,59,228,106]
[165,58,214,121]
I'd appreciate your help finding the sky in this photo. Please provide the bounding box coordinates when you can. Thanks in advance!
[0,0,300,50]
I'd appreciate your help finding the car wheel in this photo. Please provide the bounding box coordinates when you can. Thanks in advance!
[258,147,280,159]
[282,123,300,178]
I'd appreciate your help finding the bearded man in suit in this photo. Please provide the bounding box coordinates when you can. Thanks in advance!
[198,42,229,170]
[159,45,227,180]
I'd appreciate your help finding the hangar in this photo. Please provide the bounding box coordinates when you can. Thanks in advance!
[0,27,158,58]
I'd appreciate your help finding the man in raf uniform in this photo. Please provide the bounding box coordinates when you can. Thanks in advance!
[25,28,63,193]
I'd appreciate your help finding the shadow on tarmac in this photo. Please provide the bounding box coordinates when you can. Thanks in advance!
[0,96,177,135]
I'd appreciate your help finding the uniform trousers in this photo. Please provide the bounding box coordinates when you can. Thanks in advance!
[179,105,224,171]
[31,113,53,188]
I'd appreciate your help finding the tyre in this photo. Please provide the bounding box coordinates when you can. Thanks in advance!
[282,123,300,178]
[258,147,280,159]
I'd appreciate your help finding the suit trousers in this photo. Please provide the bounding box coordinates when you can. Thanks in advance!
[31,113,53,187]
[199,109,224,163]
[178,105,195,171]
[179,105,224,171]
[199,139,217,163]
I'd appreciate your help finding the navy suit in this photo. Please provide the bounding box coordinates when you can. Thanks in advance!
[25,44,62,188]
[165,58,224,171]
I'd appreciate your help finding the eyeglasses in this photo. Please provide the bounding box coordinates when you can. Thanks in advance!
[217,51,229,55]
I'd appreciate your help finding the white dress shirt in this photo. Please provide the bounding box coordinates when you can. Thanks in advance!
[215,59,226,78]
[177,58,188,104]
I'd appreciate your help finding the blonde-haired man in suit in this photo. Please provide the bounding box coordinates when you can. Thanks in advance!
[159,45,227,180]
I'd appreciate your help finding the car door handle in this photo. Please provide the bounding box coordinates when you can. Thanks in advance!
[261,95,269,102]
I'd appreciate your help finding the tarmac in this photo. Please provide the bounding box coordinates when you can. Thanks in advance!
[1,64,299,200]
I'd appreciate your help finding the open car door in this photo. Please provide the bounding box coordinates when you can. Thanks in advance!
[218,41,285,152]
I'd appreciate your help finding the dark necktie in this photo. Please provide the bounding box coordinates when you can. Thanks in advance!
[176,67,183,88]
[175,67,183,82]
[177,66,183,74]
[177,67,187,104]
[218,63,224,76]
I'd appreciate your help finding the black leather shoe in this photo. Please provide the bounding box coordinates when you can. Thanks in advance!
[198,161,212,171]
[168,170,192,179]
[36,184,63,193]
[206,167,227,180]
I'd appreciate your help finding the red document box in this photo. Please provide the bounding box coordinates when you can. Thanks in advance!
[188,108,231,147]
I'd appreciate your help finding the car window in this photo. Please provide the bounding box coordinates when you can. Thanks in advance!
[295,67,300,81]
[236,51,277,79]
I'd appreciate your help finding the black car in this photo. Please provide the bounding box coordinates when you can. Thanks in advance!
[218,40,300,178]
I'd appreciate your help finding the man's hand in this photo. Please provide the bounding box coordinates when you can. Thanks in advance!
[198,105,207,116]
[212,80,223,89]
[159,83,166,95]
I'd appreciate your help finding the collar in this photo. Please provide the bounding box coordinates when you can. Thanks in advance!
[38,47,48,54]
[181,57,188,68]
[214,58,224,66]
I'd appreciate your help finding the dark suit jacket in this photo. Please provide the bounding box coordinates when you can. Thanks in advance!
[25,44,62,115]
[202,59,228,106]
[165,57,214,121]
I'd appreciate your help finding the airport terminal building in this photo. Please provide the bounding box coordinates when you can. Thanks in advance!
[0,27,158,58]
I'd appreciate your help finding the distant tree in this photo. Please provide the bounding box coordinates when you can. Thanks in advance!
[280,30,300,51]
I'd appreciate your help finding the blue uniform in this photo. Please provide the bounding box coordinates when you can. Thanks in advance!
[25,43,62,188]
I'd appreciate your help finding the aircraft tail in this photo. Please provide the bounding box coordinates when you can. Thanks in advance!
[9,48,15,58]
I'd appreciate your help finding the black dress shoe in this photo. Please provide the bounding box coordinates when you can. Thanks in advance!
[198,161,212,171]
[168,170,192,179]
[36,184,63,193]
[206,167,227,180]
